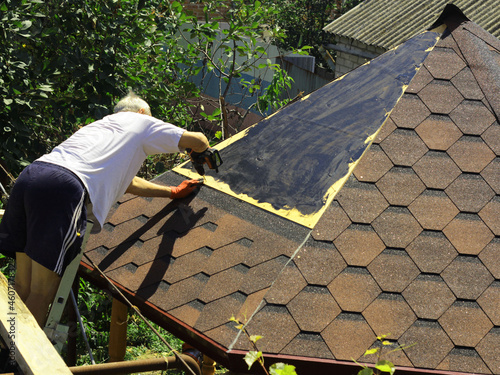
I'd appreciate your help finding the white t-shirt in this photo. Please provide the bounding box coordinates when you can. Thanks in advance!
[38,112,186,232]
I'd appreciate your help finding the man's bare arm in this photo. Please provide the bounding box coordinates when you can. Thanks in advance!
[178,131,209,152]
[125,176,172,197]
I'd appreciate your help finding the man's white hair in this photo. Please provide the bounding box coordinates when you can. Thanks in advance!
[113,91,151,115]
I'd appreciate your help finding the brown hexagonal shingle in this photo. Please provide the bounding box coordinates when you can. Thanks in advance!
[362,293,416,339]
[263,262,307,305]
[376,167,425,206]
[424,47,466,80]
[245,304,300,353]
[399,320,454,369]
[360,339,412,367]
[372,207,422,248]
[441,255,494,300]
[194,292,247,332]
[322,313,376,361]
[482,124,500,156]
[281,333,334,359]
[407,65,433,94]
[447,136,495,173]
[413,151,461,189]
[373,117,397,144]
[443,213,494,255]
[240,256,289,295]
[479,238,500,279]
[203,242,249,275]
[336,178,389,224]
[353,144,394,183]
[403,274,455,320]
[390,94,430,129]
[438,348,491,374]
[415,115,463,151]
[334,224,386,266]
[479,196,500,235]
[451,67,484,100]
[439,301,493,347]
[294,243,346,286]
[328,267,381,312]
[477,281,500,326]
[407,231,457,273]
[367,249,419,293]
[476,328,500,374]
[418,80,464,114]
[146,273,209,312]
[164,246,213,284]
[449,100,495,135]
[408,190,459,230]
[380,129,428,166]
[287,286,341,332]
[445,174,495,213]
[312,201,351,242]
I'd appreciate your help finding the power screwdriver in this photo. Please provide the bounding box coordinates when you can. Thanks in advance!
[186,148,223,177]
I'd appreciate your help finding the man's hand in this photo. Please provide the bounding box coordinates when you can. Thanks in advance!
[170,179,204,199]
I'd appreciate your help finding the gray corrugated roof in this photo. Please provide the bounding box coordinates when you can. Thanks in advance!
[324,0,500,49]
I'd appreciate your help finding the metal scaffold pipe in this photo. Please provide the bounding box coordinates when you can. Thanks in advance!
[68,354,201,375]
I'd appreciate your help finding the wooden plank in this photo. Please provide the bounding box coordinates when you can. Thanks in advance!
[108,298,128,362]
[0,271,72,375]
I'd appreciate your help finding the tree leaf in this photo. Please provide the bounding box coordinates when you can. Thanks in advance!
[249,335,262,343]
[244,351,262,370]
[364,348,379,356]
[270,362,297,375]
[375,360,395,375]
[358,368,374,375]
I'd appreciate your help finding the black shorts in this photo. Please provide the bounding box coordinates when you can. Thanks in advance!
[0,161,87,275]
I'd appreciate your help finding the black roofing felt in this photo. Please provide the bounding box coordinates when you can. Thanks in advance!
[176,31,440,217]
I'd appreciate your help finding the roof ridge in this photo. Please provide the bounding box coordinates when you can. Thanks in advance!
[451,20,500,121]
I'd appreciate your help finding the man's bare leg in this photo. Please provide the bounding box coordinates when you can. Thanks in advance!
[15,252,32,302]
[25,259,61,327]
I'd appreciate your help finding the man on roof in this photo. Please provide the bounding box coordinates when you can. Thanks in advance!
[0,91,209,326]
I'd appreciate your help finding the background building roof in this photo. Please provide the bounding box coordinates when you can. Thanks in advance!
[324,0,500,49]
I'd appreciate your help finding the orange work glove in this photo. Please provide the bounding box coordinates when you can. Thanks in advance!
[170,179,203,199]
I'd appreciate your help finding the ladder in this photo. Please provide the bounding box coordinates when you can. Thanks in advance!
[44,222,93,352]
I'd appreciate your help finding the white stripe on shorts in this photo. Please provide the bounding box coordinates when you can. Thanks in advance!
[54,190,85,274]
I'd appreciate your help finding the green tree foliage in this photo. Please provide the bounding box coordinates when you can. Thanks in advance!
[170,0,302,134]
[1,0,301,177]
[263,0,363,69]
[1,0,200,175]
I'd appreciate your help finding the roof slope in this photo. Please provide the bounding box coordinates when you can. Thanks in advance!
[81,5,500,374]
[324,0,500,49]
